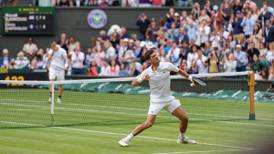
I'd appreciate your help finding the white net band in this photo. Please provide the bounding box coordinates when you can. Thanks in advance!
[0,71,250,85]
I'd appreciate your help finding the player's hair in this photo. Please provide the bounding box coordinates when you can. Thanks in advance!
[50,41,57,49]
[144,49,155,61]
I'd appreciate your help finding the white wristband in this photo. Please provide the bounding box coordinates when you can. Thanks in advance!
[188,75,193,82]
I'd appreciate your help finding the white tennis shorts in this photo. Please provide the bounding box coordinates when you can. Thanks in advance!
[49,68,65,80]
[148,99,181,115]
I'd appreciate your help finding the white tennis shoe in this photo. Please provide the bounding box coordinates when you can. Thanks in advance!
[48,97,52,103]
[57,97,62,104]
[177,136,197,144]
[118,138,130,147]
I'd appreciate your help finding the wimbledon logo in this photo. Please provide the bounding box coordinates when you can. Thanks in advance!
[87,9,108,29]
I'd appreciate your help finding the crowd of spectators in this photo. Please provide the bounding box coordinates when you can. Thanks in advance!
[1,0,192,7]
[0,0,273,80]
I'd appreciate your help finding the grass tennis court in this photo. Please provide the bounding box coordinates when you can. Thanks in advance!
[0,89,274,154]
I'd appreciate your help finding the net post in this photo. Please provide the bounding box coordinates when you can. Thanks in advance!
[248,71,255,120]
[50,81,55,115]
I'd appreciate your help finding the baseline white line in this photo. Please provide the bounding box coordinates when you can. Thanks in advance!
[0,120,254,151]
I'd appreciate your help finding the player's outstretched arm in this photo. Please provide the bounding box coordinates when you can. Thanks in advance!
[131,75,150,86]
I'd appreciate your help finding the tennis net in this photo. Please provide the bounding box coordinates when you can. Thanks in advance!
[0,71,258,128]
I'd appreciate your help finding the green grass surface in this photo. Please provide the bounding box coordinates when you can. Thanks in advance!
[0,89,274,154]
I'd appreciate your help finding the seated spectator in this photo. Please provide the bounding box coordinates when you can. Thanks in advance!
[119,63,129,77]
[268,59,274,80]
[88,60,100,77]
[31,48,47,69]
[265,44,274,64]
[224,52,237,72]
[178,0,192,7]
[122,0,138,7]
[247,42,260,65]
[104,40,117,62]
[138,0,151,7]
[109,60,120,76]
[71,42,85,74]
[0,49,10,69]
[151,0,161,7]
[22,37,38,60]
[99,62,110,76]
[14,51,30,69]
[59,0,70,6]
[252,54,270,80]
[85,48,95,66]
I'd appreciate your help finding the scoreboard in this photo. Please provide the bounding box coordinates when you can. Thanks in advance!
[1,7,55,35]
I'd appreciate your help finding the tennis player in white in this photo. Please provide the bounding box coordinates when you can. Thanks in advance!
[118,48,197,146]
[48,41,67,104]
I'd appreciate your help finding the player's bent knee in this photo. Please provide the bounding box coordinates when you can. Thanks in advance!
[143,121,154,128]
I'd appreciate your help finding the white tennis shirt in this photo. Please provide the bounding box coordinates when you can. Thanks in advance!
[136,62,179,103]
[48,47,67,71]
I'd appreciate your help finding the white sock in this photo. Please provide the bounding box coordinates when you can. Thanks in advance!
[179,132,185,139]
[125,133,134,141]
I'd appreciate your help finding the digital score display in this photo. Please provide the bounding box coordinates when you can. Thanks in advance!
[2,7,55,35]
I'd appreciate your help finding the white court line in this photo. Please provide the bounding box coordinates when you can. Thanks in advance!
[152,149,253,154]
[0,120,254,151]
[1,100,274,128]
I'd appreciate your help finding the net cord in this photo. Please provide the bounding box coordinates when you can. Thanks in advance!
[0,71,250,85]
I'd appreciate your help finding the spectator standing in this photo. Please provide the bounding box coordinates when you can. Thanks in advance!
[167,41,180,66]
[241,11,256,38]
[195,50,208,74]
[224,52,237,72]
[71,42,85,74]
[57,32,68,51]
[234,44,248,72]
[136,13,150,41]
[206,51,219,73]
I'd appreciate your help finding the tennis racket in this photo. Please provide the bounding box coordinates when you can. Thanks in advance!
[191,77,207,86]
